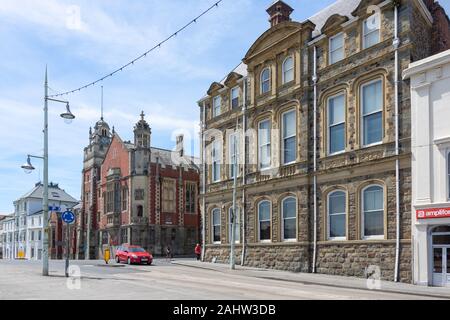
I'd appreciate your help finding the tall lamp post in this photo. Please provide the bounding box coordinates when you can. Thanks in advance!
[21,68,75,276]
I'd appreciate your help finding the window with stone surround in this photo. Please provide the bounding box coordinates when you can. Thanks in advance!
[121,187,128,211]
[282,56,294,84]
[260,67,271,94]
[134,189,144,201]
[258,119,271,170]
[212,139,221,182]
[212,208,221,244]
[362,185,384,239]
[363,13,380,49]
[327,190,346,240]
[282,110,296,164]
[361,79,383,146]
[213,95,221,117]
[328,93,346,154]
[162,179,176,213]
[258,200,271,242]
[231,86,239,109]
[281,197,297,241]
[106,183,114,213]
[329,32,344,64]
[185,182,196,214]
[229,132,239,179]
[228,207,240,244]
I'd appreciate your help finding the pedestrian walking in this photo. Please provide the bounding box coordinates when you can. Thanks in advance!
[195,243,202,261]
[165,245,172,262]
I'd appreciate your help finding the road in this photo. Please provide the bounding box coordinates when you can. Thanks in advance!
[0,258,444,300]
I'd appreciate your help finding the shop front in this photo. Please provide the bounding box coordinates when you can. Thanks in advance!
[414,207,450,286]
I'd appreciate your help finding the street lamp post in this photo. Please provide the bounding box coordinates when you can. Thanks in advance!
[21,67,75,276]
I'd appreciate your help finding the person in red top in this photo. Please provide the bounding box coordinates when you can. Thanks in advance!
[194,243,202,261]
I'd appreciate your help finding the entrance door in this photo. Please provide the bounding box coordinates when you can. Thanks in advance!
[432,226,450,287]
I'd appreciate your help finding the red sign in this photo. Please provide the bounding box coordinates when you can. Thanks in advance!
[417,207,450,219]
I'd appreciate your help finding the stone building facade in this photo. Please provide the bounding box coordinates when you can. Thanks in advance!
[198,0,450,283]
[79,112,201,259]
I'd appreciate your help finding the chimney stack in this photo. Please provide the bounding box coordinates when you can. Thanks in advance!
[176,134,184,157]
[267,0,294,28]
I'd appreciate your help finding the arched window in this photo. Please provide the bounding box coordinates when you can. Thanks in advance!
[282,56,294,84]
[328,191,346,240]
[362,185,384,239]
[212,208,221,243]
[258,200,271,241]
[363,13,381,49]
[282,110,296,164]
[281,197,297,241]
[228,207,240,243]
[260,68,271,94]
[328,93,346,155]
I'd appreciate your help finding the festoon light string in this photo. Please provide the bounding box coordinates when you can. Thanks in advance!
[49,0,223,98]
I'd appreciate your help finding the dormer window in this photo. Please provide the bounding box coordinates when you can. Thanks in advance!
[213,96,221,117]
[260,68,271,94]
[363,13,381,49]
[231,87,239,109]
[329,33,344,64]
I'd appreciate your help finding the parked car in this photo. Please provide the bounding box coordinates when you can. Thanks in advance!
[115,244,153,265]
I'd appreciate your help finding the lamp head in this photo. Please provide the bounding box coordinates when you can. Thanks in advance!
[21,156,35,174]
[60,103,75,124]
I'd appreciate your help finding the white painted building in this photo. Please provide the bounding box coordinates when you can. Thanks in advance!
[1,182,78,260]
[404,49,450,287]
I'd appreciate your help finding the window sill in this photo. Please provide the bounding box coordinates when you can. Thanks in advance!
[362,236,385,241]
[361,141,383,149]
[259,240,272,243]
[328,237,347,241]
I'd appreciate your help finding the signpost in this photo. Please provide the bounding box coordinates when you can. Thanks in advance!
[62,210,75,277]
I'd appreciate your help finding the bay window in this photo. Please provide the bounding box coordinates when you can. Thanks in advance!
[282,110,296,164]
[328,93,345,154]
[362,79,383,146]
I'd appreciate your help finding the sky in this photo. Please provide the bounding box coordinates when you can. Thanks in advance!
[0,0,449,214]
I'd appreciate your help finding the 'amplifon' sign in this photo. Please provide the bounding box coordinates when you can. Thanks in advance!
[417,207,450,219]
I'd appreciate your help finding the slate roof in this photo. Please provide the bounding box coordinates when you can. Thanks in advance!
[308,0,361,37]
[19,183,78,204]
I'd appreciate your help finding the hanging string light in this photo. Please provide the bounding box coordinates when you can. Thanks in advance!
[49,0,223,98]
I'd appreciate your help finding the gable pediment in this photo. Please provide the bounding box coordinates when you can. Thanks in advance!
[321,14,349,34]
[243,21,304,63]
[351,0,384,17]
[224,72,243,86]
[207,82,225,96]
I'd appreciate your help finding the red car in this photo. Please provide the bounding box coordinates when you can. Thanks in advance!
[115,245,153,265]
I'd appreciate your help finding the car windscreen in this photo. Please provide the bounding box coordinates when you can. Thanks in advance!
[128,248,145,253]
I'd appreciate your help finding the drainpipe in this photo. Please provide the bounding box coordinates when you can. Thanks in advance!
[241,78,247,266]
[312,46,318,273]
[393,3,401,283]
[201,101,207,262]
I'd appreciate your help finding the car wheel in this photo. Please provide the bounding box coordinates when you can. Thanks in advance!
[116,256,120,263]
[147,261,152,266]
[127,257,131,265]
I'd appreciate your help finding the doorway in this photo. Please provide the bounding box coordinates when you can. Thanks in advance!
[432,226,450,287]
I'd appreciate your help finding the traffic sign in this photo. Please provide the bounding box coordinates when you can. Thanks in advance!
[61,210,75,224]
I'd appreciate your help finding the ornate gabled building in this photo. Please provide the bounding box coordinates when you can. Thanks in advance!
[79,112,201,259]
[198,0,450,283]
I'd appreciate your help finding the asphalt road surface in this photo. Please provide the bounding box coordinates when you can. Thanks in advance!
[0,259,444,300]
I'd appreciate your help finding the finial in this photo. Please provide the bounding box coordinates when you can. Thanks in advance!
[112,126,115,134]
[140,110,145,121]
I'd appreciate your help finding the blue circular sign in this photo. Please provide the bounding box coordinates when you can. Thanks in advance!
[62,211,75,224]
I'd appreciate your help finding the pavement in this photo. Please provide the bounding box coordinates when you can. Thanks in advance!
[170,259,450,299]
[0,258,449,300]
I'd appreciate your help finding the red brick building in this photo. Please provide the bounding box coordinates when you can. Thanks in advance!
[77,112,200,259]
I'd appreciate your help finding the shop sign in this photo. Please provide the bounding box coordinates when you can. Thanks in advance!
[417,207,450,219]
